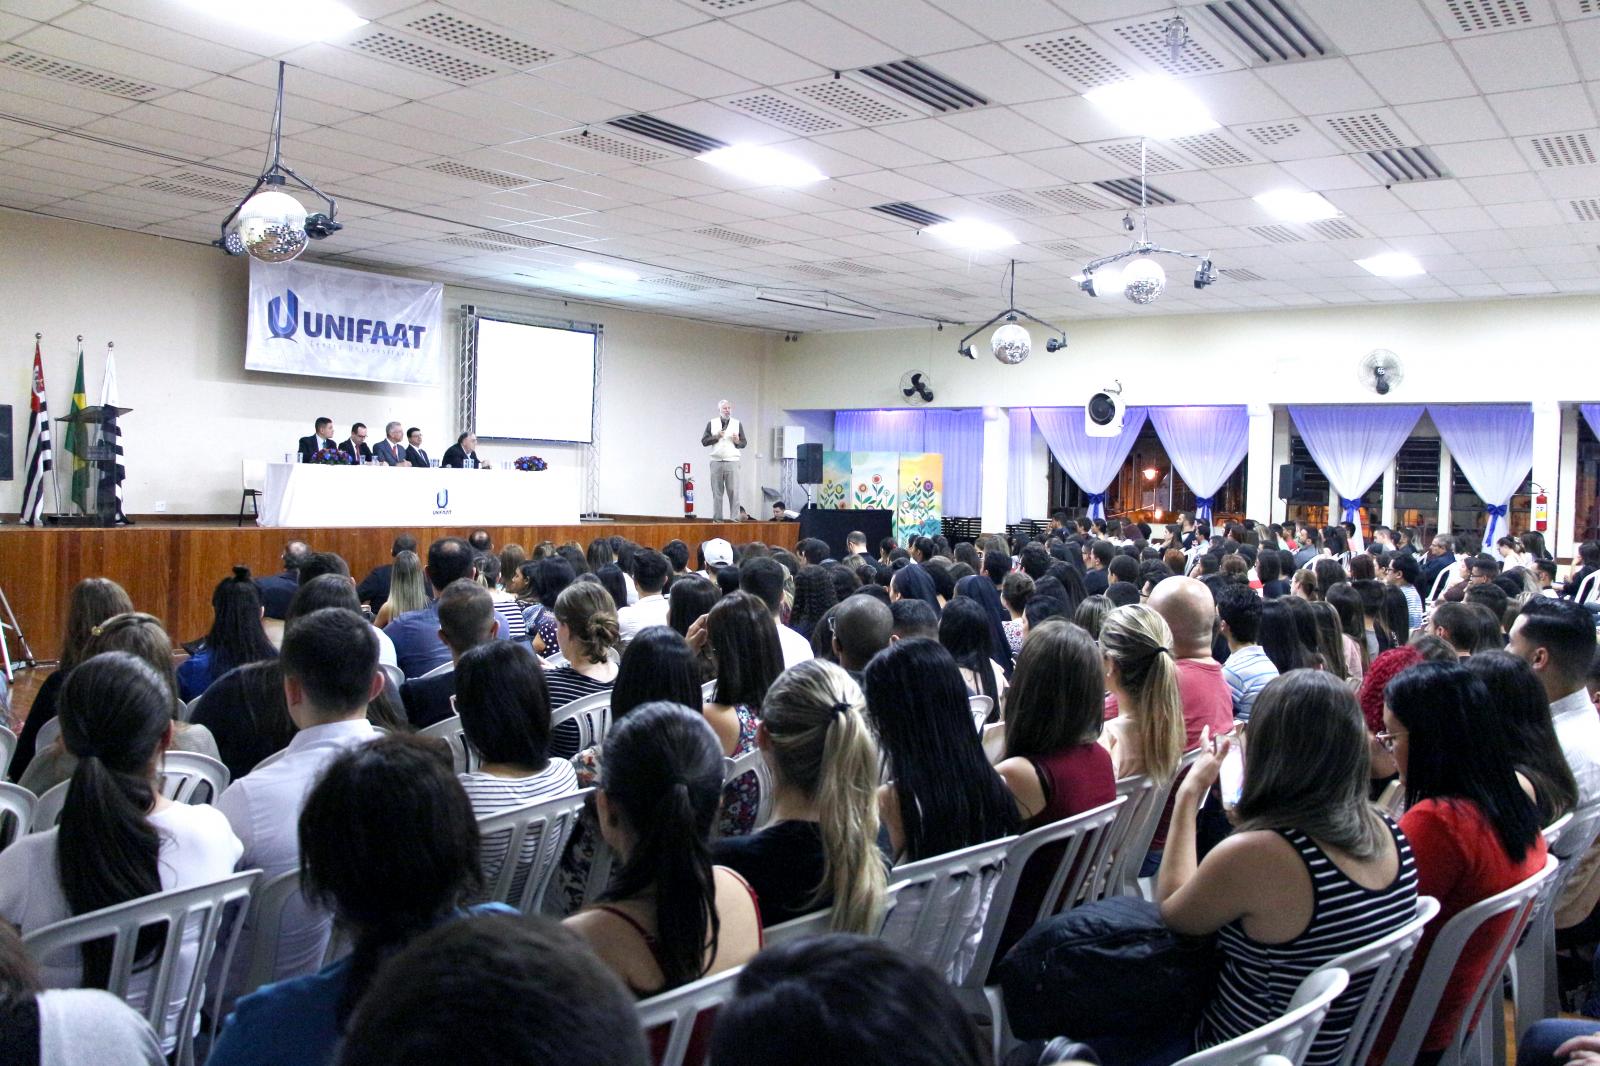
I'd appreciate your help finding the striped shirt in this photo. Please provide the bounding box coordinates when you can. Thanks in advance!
[545,667,615,760]
[461,761,581,905]
[1221,644,1278,723]
[1400,583,1424,633]
[1198,818,1417,1066]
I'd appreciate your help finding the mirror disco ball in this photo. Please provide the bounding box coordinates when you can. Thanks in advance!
[991,322,1032,364]
[1122,257,1166,305]
[237,190,309,263]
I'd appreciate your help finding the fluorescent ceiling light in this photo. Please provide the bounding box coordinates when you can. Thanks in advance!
[925,218,1018,251]
[1084,76,1219,139]
[574,261,640,283]
[1254,189,1340,223]
[697,145,825,187]
[1356,252,1425,278]
[173,0,368,38]
[756,291,877,320]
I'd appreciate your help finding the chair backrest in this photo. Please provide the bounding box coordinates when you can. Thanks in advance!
[241,459,267,491]
[418,713,480,775]
[722,748,775,832]
[1105,748,1201,898]
[378,663,405,694]
[764,881,907,948]
[635,964,745,1066]
[1302,895,1441,1066]
[882,834,1016,983]
[0,781,36,851]
[550,691,612,750]
[701,679,717,702]
[1427,565,1453,604]
[23,870,261,1064]
[30,780,67,832]
[960,796,1127,990]
[1381,853,1558,1066]
[969,694,994,732]
[981,721,1006,765]
[1171,968,1350,1066]
[1375,779,1405,819]
[1548,802,1600,862]
[0,724,15,779]
[477,789,592,914]
[33,714,61,754]
[158,750,231,805]
[227,868,344,1004]
[1577,570,1600,607]
[1542,811,1574,852]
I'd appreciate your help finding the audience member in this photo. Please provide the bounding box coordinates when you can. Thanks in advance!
[176,567,277,702]
[741,556,814,668]
[1326,583,1370,679]
[1147,577,1237,750]
[474,553,527,642]
[356,533,419,615]
[398,579,498,729]
[256,540,311,620]
[827,594,892,678]
[1216,584,1278,722]
[544,581,620,758]
[188,660,294,781]
[1001,571,1034,657]
[1099,605,1185,783]
[617,550,671,648]
[1082,541,1113,596]
[1386,553,1425,630]
[1258,598,1316,675]
[956,573,1016,678]
[519,557,576,656]
[889,563,942,615]
[284,574,401,715]
[1357,646,1422,782]
[1429,602,1483,657]
[788,566,838,642]
[1073,594,1111,640]
[940,597,1006,708]
[697,591,780,837]
[373,549,427,628]
[890,598,940,642]
[387,538,508,678]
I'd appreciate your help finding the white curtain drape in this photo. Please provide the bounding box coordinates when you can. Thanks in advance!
[1007,407,1033,525]
[1288,405,1423,545]
[1031,406,1149,520]
[1428,404,1533,546]
[1147,406,1248,524]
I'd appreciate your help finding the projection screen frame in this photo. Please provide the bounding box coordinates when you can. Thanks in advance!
[457,305,603,446]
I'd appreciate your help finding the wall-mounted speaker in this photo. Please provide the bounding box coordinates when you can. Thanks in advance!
[796,442,823,485]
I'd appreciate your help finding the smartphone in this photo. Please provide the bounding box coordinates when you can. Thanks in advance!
[1219,743,1245,809]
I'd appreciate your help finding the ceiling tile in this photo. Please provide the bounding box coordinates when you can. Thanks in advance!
[1485,84,1597,135]
[727,2,900,69]
[589,39,757,99]
[1394,96,1505,143]
[1452,25,1579,93]
[1255,58,1385,114]
[654,20,826,84]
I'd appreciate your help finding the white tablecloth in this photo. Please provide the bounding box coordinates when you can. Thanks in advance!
[258,462,581,527]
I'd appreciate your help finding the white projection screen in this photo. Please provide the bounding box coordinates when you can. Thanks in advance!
[473,318,597,443]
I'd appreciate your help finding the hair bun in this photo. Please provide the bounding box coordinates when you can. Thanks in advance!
[232,564,253,582]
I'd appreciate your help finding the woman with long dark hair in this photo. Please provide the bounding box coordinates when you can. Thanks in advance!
[188,660,294,780]
[889,564,941,614]
[177,566,278,702]
[939,597,1004,707]
[787,566,838,642]
[210,736,495,1066]
[566,703,762,995]
[1326,583,1369,679]
[863,639,1019,862]
[0,653,241,1054]
[1467,652,1578,827]
[700,591,783,837]
[668,578,720,682]
[1375,662,1547,1061]
[10,577,132,781]
[955,574,1015,679]
[519,558,576,656]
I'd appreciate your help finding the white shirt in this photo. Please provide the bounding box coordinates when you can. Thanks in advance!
[0,804,241,1052]
[371,624,397,671]
[214,718,376,997]
[775,619,814,670]
[39,989,165,1066]
[618,593,670,647]
[1553,687,1600,809]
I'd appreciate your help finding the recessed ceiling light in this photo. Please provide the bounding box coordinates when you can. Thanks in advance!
[697,145,825,187]
[575,261,640,283]
[925,218,1018,251]
[173,0,367,39]
[1084,76,1219,139]
[1254,189,1341,223]
[1356,252,1425,278]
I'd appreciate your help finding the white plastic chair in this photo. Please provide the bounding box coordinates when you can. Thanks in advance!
[701,680,717,702]
[477,789,591,914]
[1375,779,1406,819]
[1381,853,1558,1066]
[1574,570,1600,607]
[1428,566,1454,604]
[764,882,906,947]
[969,694,994,731]
[550,691,612,751]
[635,964,744,1066]
[951,797,1127,1063]
[882,834,1015,981]
[0,781,36,851]
[378,663,405,694]
[30,780,66,831]
[225,868,339,1003]
[0,724,15,779]
[23,869,261,1066]
[1105,748,1202,900]
[419,713,479,775]
[722,747,775,832]
[1510,806,1600,1041]
[1172,968,1351,1066]
[982,721,1006,764]
[1301,895,1441,1066]
[33,714,60,755]
[158,750,230,805]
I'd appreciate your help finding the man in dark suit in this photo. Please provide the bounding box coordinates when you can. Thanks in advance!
[1417,533,1457,602]
[441,432,481,469]
[1082,540,1113,596]
[256,540,311,620]
[399,578,499,729]
[297,417,336,463]
[373,421,410,466]
[358,533,421,614]
[338,423,373,463]
[403,426,430,468]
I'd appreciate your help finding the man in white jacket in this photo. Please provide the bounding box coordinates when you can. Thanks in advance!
[700,399,747,521]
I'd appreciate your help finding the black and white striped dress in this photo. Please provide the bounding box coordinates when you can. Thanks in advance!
[1197,817,1418,1066]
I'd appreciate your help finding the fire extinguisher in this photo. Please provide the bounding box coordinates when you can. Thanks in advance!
[1534,488,1549,532]
[676,462,695,517]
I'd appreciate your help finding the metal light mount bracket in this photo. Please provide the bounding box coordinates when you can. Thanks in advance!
[1076,137,1217,302]
[214,61,341,254]
[955,260,1068,359]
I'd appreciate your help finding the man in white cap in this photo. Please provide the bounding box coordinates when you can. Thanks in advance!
[701,399,747,521]
[700,538,733,581]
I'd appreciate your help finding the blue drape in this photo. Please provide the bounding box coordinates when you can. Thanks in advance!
[1148,406,1249,524]
[1429,404,1533,546]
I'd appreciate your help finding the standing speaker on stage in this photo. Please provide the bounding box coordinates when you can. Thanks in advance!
[700,399,746,521]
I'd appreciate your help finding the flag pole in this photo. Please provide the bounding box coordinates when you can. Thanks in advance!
[47,334,62,522]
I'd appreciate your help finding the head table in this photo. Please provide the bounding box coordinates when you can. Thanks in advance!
[258,461,581,527]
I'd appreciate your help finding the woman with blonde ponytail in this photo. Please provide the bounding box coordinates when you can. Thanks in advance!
[1098,604,1185,784]
[715,661,888,931]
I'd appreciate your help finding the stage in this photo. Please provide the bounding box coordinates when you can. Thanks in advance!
[0,517,797,663]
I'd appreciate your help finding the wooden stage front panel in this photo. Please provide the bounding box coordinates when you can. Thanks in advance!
[0,520,798,663]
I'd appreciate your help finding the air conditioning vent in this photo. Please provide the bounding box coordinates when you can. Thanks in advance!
[0,49,160,98]
[1037,240,1094,257]
[556,130,670,163]
[456,229,548,249]
[1034,185,1117,212]
[644,273,733,290]
[1109,17,1235,75]
[139,179,240,205]
[1203,0,1330,64]
[349,31,497,82]
[1361,146,1448,183]
[1242,121,1305,146]
[1322,111,1409,152]
[1529,132,1597,167]
[977,192,1047,215]
[821,260,886,276]
[1307,218,1366,240]
[856,59,987,112]
[606,115,726,154]
[872,202,950,227]
[1570,198,1600,223]
[1249,224,1305,243]
[725,93,842,133]
[166,170,250,193]
[424,161,530,189]
[1017,34,1133,90]
[1093,179,1179,207]
[784,264,844,279]
[1220,267,1265,282]
[1439,0,1536,33]
[926,286,976,299]
[694,226,771,246]
[404,13,557,66]
[1171,131,1256,167]
[1095,140,1187,174]
[440,236,523,252]
[791,79,914,124]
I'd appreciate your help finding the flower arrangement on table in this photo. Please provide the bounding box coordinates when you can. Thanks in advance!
[310,448,355,465]
[514,455,548,472]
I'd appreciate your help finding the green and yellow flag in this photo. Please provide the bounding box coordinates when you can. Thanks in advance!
[64,344,88,513]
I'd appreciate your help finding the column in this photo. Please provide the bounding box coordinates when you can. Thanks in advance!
[1436,440,1453,539]
[1245,402,1275,523]
[980,406,1009,534]
[1532,399,1562,552]
[1381,461,1398,529]
[1559,407,1580,559]
[1271,407,1291,525]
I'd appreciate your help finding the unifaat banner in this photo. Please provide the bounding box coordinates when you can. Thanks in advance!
[245,258,444,386]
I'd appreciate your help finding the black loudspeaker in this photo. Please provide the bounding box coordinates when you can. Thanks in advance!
[1278,463,1309,502]
[796,442,823,485]
[0,405,11,481]
[800,508,894,562]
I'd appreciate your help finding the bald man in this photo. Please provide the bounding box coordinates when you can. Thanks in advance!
[832,594,893,678]
[1146,576,1238,750]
